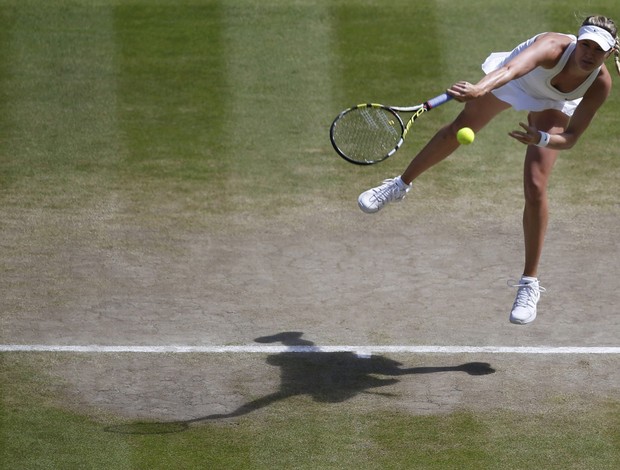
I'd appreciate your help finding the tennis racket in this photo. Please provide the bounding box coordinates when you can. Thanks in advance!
[330,92,452,165]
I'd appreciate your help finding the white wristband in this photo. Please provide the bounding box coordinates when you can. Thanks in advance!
[536,131,551,147]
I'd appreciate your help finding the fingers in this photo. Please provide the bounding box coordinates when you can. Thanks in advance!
[447,81,477,102]
[446,86,463,102]
[508,122,540,145]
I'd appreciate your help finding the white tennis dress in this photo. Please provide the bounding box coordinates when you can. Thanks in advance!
[482,33,601,116]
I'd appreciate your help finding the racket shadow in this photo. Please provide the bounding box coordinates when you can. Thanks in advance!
[104,332,495,434]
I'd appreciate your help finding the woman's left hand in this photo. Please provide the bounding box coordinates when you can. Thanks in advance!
[509,122,540,145]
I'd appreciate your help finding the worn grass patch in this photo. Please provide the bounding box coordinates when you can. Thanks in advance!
[2,354,620,469]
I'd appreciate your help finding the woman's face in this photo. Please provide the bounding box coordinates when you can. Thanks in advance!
[575,39,612,72]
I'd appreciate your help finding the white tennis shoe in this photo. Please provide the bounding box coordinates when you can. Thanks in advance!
[509,276,546,325]
[358,176,412,213]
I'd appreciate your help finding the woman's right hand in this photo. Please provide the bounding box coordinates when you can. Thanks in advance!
[447,81,485,102]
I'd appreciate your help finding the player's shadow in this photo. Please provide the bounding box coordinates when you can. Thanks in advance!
[105,332,495,434]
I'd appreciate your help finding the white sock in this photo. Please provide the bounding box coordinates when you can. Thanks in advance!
[396,176,410,189]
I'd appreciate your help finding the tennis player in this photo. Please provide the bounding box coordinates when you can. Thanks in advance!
[357,15,620,325]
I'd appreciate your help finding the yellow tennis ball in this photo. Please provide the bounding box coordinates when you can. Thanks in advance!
[457,127,475,145]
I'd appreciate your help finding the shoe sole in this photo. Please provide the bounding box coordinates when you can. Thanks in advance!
[509,311,536,325]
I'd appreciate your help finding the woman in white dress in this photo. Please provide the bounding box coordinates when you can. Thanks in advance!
[358,15,620,325]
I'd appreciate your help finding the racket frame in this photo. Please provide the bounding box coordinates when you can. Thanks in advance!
[330,93,452,165]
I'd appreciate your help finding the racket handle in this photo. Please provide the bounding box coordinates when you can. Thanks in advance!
[425,93,453,110]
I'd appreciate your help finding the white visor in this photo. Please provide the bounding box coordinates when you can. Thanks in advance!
[578,25,615,52]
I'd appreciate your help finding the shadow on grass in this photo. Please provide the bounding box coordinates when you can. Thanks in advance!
[105,332,495,434]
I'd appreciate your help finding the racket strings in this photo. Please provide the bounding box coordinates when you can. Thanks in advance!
[332,107,402,163]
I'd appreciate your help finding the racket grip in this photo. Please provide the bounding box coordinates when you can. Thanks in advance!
[425,93,453,110]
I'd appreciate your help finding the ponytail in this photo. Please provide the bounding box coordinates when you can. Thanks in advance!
[615,37,620,76]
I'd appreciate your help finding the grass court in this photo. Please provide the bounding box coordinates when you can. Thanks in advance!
[1,1,619,468]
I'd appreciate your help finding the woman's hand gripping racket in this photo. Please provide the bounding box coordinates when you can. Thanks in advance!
[330,92,452,165]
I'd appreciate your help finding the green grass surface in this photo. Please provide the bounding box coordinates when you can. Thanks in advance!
[4,403,620,470]
[1,0,619,468]
[2,0,618,224]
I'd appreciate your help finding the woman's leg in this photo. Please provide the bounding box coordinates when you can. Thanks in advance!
[401,92,511,184]
[358,93,510,213]
[520,110,568,277]
[510,109,568,325]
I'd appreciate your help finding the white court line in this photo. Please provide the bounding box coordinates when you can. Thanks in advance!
[1,345,619,354]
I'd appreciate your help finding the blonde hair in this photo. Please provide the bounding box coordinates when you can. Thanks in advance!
[582,15,620,76]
